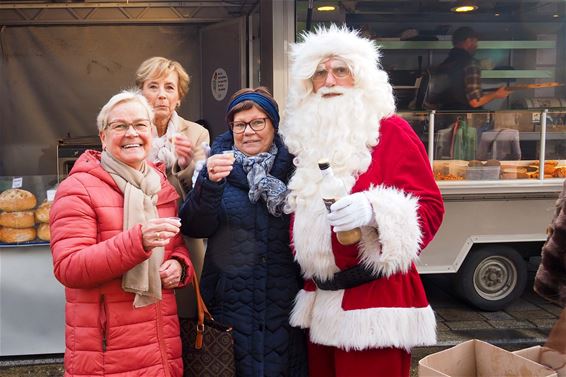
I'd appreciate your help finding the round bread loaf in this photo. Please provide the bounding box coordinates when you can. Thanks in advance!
[0,211,35,228]
[0,227,36,243]
[35,201,51,223]
[37,223,51,241]
[0,189,37,211]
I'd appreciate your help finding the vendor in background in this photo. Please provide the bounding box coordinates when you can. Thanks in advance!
[435,26,510,110]
[136,57,209,309]
[50,90,192,376]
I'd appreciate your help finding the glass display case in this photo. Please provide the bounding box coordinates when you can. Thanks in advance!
[401,109,566,187]
[0,175,57,246]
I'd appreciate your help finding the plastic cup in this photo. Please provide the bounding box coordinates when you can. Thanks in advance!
[166,216,182,227]
[222,150,235,163]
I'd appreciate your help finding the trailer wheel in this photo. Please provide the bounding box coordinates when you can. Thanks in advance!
[456,246,527,311]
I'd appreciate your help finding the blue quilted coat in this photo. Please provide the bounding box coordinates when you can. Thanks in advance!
[180,132,307,377]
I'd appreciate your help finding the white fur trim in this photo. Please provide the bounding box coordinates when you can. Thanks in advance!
[295,289,436,351]
[359,186,422,276]
[290,289,316,329]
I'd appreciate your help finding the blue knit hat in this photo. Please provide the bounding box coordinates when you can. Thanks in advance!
[226,92,280,130]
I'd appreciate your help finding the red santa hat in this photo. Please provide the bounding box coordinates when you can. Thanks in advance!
[287,24,395,112]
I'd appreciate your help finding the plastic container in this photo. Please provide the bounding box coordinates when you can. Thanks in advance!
[465,166,501,180]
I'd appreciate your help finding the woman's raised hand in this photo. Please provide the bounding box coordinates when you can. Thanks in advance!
[207,152,235,182]
[171,133,194,170]
[141,217,182,250]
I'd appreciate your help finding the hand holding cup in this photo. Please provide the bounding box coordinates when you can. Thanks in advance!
[170,133,194,169]
[207,151,235,182]
[141,217,182,250]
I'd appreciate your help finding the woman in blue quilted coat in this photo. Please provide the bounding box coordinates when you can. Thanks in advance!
[180,87,307,377]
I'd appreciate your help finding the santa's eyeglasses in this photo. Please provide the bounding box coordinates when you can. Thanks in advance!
[311,60,352,83]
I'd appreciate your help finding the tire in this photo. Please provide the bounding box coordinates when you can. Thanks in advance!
[455,246,527,311]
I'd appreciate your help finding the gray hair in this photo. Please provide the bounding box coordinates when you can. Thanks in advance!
[96,89,154,132]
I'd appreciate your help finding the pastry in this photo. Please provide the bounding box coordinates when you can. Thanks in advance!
[37,223,51,241]
[501,167,529,179]
[0,226,36,243]
[35,201,51,223]
[0,211,35,228]
[485,159,501,167]
[553,166,566,178]
[0,189,37,212]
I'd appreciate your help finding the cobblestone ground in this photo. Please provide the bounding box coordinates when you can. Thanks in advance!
[2,274,559,377]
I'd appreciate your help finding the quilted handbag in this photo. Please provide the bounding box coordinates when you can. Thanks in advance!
[180,274,235,377]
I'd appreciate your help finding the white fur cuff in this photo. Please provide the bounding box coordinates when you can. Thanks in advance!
[359,186,422,276]
[290,289,316,328]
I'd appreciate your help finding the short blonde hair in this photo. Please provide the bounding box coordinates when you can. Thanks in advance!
[97,89,154,132]
[135,57,190,100]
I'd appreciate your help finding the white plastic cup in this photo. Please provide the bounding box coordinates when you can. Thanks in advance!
[166,216,182,227]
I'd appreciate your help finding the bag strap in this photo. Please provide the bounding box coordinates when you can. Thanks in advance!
[192,273,212,349]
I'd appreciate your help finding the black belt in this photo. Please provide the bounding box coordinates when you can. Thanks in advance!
[313,264,382,291]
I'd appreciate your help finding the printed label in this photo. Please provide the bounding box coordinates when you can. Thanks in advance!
[12,177,23,188]
[46,189,57,202]
[322,198,336,212]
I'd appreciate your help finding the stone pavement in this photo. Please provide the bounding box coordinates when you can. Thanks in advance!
[1,274,561,377]
[409,273,561,376]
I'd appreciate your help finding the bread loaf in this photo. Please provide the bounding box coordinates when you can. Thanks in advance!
[35,201,51,223]
[0,211,35,228]
[0,227,36,243]
[37,223,50,241]
[0,189,37,211]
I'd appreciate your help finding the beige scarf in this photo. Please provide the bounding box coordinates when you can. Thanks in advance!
[101,151,163,308]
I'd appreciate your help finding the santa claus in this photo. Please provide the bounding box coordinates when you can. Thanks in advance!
[279,25,445,376]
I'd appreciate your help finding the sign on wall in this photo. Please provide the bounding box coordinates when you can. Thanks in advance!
[211,68,229,101]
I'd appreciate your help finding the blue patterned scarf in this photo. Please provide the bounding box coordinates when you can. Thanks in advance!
[233,145,287,217]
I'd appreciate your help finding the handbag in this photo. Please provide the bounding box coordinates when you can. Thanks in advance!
[180,274,235,377]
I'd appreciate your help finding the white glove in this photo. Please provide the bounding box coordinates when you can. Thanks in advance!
[327,192,375,232]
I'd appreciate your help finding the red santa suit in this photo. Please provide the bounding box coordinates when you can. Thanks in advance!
[289,114,444,348]
[280,25,445,376]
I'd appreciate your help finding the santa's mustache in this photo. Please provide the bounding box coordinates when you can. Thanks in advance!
[316,86,349,97]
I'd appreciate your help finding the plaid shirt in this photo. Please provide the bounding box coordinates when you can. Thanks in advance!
[464,59,482,102]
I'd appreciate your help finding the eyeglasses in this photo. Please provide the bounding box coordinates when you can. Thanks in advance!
[229,118,268,134]
[311,61,352,84]
[106,120,151,134]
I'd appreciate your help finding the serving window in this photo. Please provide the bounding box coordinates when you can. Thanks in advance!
[401,110,566,182]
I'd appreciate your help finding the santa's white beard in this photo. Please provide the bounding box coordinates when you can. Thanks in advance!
[279,87,383,279]
[281,87,381,213]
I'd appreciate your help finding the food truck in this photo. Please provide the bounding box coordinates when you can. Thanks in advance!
[405,109,565,311]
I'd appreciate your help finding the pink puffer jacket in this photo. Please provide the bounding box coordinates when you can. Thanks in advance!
[50,150,192,377]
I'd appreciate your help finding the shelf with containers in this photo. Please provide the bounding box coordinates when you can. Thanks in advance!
[378,39,558,109]
[378,40,556,80]
[0,175,65,356]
